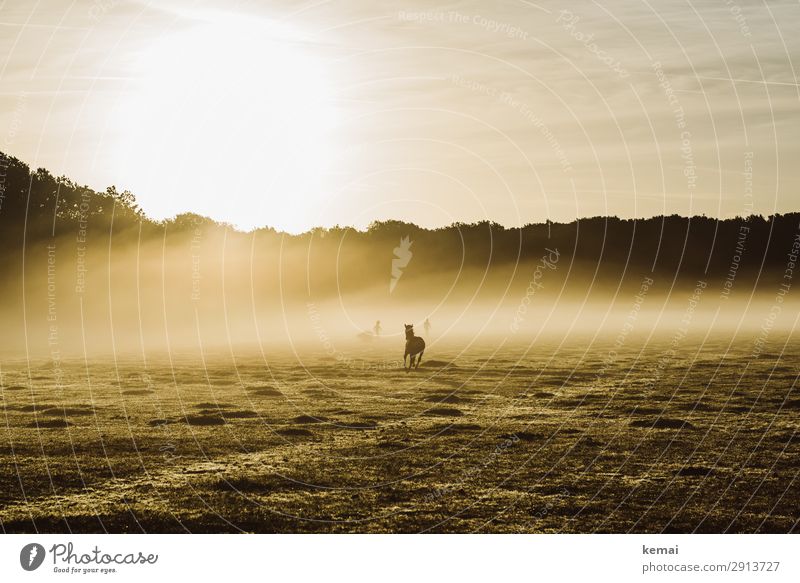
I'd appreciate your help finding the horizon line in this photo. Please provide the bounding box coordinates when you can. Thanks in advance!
[2,149,798,236]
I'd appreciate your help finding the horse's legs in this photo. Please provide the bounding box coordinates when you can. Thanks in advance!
[404,351,409,372]
[415,350,424,369]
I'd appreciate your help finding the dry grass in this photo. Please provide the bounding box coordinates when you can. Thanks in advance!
[0,337,797,533]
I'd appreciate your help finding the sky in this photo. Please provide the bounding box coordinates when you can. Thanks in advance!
[0,0,798,232]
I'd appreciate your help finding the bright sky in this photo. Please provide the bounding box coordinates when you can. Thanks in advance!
[0,0,798,232]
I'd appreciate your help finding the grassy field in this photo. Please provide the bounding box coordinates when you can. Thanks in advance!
[0,337,797,533]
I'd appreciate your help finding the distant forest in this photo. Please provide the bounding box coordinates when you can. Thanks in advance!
[1,150,798,294]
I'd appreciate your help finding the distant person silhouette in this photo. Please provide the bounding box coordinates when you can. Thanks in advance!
[374,320,382,336]
[424,318,431,336]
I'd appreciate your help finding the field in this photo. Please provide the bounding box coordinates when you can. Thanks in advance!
[0,336,797,533]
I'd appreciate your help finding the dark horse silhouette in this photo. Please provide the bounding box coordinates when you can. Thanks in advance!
[403,324,425,371]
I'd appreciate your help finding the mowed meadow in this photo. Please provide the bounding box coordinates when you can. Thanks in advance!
[1,336,797,533]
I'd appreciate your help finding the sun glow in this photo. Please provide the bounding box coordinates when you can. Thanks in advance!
[112,17,340,232]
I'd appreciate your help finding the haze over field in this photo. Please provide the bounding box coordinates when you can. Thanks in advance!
[0,153,798,357]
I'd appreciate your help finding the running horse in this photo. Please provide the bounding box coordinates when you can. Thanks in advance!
[403,324,426,371]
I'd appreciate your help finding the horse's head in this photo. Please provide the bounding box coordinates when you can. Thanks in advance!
[404,324,414,338]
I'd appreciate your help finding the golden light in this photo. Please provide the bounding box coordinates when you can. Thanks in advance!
[112,16,340,232]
